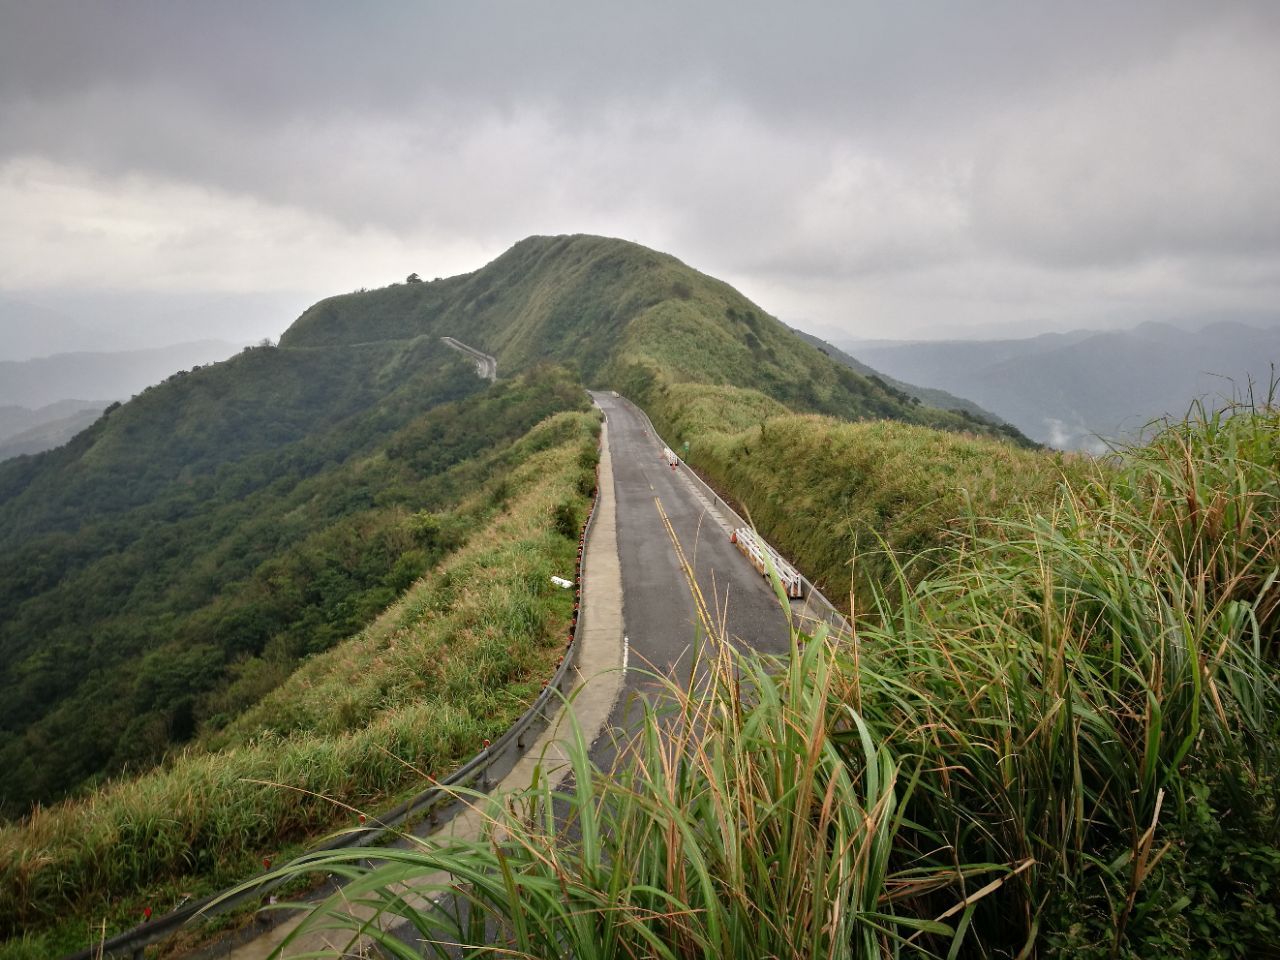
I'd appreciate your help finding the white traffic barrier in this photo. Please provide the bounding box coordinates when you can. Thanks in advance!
[731,527,805,599]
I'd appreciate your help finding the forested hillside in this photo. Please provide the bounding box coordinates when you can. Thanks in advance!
[2,400,600,953]
[0,339,585,814]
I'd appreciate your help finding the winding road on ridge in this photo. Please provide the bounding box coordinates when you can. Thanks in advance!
[440,337,497,381]
[183,390,840,959]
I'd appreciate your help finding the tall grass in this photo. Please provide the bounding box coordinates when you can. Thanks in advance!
[230,627,996,959]
[258,396,1278,957]
[847,393,1280,956]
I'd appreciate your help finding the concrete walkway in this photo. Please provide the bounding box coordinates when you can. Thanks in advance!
[198,417,624,958]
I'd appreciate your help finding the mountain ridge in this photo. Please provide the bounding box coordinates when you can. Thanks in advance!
[283,234,1031,444]
[0,404,106,462]
[787,327,1012,426]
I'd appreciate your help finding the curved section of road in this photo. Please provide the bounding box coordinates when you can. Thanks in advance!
[597,391,845,668]
[618,398,849,634]
[440,336,497,381]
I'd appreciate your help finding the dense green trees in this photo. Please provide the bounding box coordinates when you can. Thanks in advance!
[0,337,586,816]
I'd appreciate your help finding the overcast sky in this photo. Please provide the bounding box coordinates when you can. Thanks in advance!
[1,1,1278,357]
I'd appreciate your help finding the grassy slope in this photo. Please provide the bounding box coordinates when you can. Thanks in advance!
[282,235,1034,443]
[0,408,600,954]
[646,381,1090,612]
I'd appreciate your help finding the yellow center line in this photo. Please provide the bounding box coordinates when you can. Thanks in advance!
[654,496,716,637]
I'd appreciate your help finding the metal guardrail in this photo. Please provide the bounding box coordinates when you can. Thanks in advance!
[63,434,605,960]
[617,394,849,632]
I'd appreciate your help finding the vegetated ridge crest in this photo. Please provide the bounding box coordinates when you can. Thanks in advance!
[283,234,1031,444]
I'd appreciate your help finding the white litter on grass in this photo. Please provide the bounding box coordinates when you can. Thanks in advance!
[550,576,573,589]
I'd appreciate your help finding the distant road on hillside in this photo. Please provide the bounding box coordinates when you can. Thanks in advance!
[440,336,497,381]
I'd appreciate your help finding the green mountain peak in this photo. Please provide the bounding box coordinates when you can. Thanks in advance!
[283,234,1030,442]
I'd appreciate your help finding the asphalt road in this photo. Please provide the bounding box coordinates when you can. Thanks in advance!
[593,390,796,706]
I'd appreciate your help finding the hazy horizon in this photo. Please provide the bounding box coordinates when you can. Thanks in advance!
[4,279,1280,365]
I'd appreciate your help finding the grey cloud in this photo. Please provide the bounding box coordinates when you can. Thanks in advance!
[969,22,1280,268]
[0,2,1238,117]
[0,0,1277,342]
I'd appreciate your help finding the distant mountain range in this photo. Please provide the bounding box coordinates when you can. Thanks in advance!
[0,297,100,361]
[0,340,241,409]
[843,321,1280,451]
[0,341,242,460]
[0,400,106,462]
[789,328,1012,426]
